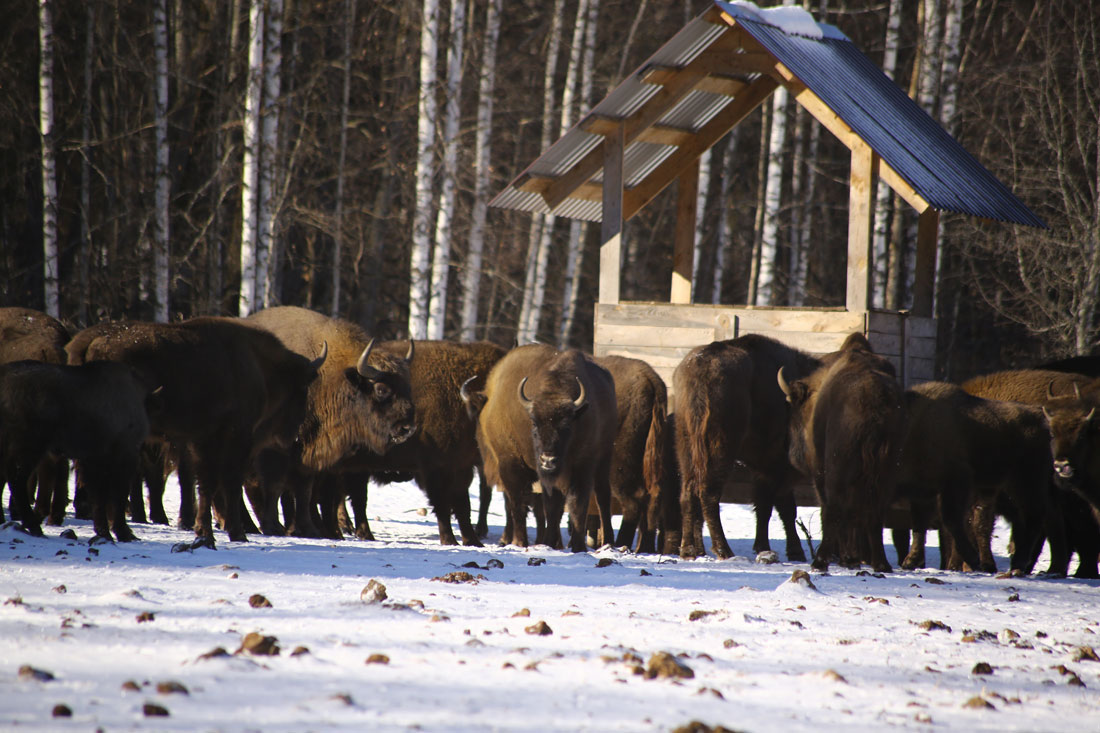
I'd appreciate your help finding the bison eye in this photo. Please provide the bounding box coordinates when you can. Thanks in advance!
[373,382,392,401]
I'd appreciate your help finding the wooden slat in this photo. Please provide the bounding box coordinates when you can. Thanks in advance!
[596,302,862,333]
[695,75,748,97]
[585,117,695,147]
[847,139,876,312]
[599,127,624,305]
[671,159,698,304]
[599,323,715,349]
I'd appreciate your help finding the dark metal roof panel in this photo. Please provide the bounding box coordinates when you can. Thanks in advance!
[719,2,1045,228]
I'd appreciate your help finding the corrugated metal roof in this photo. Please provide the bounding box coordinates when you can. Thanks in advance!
[491,0,1045,229]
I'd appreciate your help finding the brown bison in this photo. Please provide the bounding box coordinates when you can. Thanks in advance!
[0,360,153,541]
[673,334,821,560]
[592,355,667,552]
[244,306,416,538]
[0,308,71,526]
[779,333,905,573]
[476,344,616,552]
[326,338,507,545]
[69,317,324,547]
[894,381,1061,574]
[962,369,1098,576]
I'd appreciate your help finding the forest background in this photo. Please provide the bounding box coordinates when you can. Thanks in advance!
[1,0,1097,380]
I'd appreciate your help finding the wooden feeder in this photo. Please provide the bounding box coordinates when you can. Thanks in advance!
[491,1,1044,391]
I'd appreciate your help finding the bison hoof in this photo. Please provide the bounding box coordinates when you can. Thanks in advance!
[462,537,484,548]
[355,530,376,542]
[786,548,807,562]
[191,535,217,551]
[114,529,138,543]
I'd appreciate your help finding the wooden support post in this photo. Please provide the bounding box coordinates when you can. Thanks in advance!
[846,139,877,313]
[599,125,625,305]
[670,158,699,304]
[911,208,939,318]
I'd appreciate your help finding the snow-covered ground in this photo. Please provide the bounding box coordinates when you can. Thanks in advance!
[2,477,1098,732]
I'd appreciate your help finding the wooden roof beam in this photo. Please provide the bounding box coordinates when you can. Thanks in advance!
[540,31,744,211]
[624,75,779,220]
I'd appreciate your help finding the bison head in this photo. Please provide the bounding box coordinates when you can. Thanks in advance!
[517,374,587,478]
[1042,389,1099,507]
[343,339,417,448]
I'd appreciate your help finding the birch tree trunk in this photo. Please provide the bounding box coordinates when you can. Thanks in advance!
[757,81,788,305]
[872,0,901,309]
[560,0,599,346]
[79,2,94,325]
[748,101,771,306]
[690,148,712,302]
[239,0,265,316]
[331,0,356,316]
[712,129,739,304]
[428,0,467,340]
[907,0,942,302]
[517,0,564,343]
[460,0,502,341]
[407,0,441,339]
[258,0,283,308]
[153,0,170,321]
[40,0,59,318]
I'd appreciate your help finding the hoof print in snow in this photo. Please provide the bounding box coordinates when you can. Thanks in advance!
[236,632,280,656]
[59,529,77,541]
[915,620,951,633]
[755,551,779,564]
[595,558,617,568]
[645,652,694,680]
[1073,645,1100,662]
[365,653,390,665]
[143,702,170,717]
[156,680,189,695]
[248,594,272,609]
[486,558,504,569]
[962,696,995,710]
[527,557,546,567]
[360,579,388,604]
[525,621,553,636]
[196,647,230,661]
[17,665,54,682]
[51,704,72,718]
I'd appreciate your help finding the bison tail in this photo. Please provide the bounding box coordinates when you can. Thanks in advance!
[680,387,712,503]
[643,387,667,506]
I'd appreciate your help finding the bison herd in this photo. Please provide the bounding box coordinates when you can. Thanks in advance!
[2,304,1099,580]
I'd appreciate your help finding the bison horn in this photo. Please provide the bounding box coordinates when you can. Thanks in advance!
[357,339,382,379]
[572,377,586,411]
[460,375,477,405]
[518,376,533,408]
[1047,380,1060,400]
[311,340,328,370]
[1088,407,1097,422]
[1074,382,1082,400]
[405,339,415,363]
[777,367,791,397]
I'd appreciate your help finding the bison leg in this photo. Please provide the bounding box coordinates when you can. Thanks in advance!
[176,448,198,531]
[614,499,641,551]
[336,497,354,536]
[141,447,170,526]
[541,489,566,550]
[937,483,981,572]
[287,473,323,539]
[968,499,999,573]
[593,472,615,550]
[504,488,529,548]
[37,456,69,526]
[475,466,492,539]
[678,485,702,559]
[7,461,44,537]
[448,469,483,547]
[127,469,147,524]
[345,476,374,541]
[1040,490,1068,577]
[701,490,733,559]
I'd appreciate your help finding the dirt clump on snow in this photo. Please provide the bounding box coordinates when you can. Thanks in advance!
[236,632,280,656]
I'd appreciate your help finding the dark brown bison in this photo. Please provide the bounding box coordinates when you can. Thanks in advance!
[69,317,324,547]
[592,355,667,552]
[673,334,821,560]
[476,344,616,552]
[962,369,1098,576]
[0,307,71,525]
[0,360,153,541]
[894,381,1061,575]
[243,306,416,538]
[778,333,905,573]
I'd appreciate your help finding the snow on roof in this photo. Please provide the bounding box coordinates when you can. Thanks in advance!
[726,1,824,39]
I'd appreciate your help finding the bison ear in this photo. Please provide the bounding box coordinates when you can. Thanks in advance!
[785,380,810,407]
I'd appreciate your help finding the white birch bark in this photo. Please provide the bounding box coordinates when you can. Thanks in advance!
[258,0,282,307]
[517,0,564,343]
[428,0,467,340]
[906,0,942,302]
[331,0,356,317]
[712,129,739,304]
[691,148,712,301]
[40,0,59,318]
[872,0,902,309]
[560,0,599,346]
[787,106,806,306]
[757,85,788,305]
[408,0,441,340]
[153,0,170,321]
[239,0,264,316]
[747,102,770,307]
[460,0,502,341]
